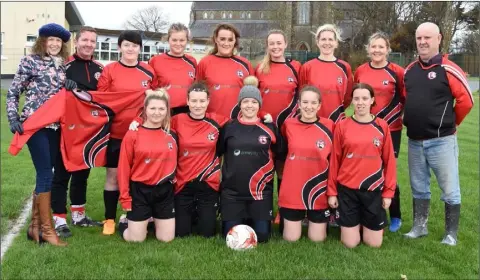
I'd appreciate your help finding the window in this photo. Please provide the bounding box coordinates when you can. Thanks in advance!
[0,32,4,58]
[203,12,208,19]
[247,12,251,19]
[228,12,232,19]
[93,51,99,60]
[297,2,310,24]
[26,35,37,42]
[142,54,150,61]
[111,44,118,51]
[241,12,245,19]
[101,42,109,51]
[110,52,119,61]
[222,12,226,19]
[143,46,150,53]
[209,12,214,19]
[96,42,100,49]
[100,52,109,61]
[260,12,264,19]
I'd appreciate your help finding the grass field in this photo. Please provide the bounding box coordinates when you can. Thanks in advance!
[1,89,478,279]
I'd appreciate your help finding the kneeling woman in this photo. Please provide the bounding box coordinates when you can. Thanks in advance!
[217,76,282,243]
[327,83,396,248]
[118,89,177,242]
[279,86,334,242]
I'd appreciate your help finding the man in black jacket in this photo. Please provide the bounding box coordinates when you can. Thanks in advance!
[52,26,104,237]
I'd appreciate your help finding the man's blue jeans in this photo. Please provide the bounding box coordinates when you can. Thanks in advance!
[408,134,461,205]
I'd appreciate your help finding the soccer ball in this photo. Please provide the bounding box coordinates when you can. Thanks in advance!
[225,224,258,250]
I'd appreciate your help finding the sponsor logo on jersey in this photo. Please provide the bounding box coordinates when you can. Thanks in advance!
[172,208,175,213]
[183,149,189,157]
[234,149,241,156]
[335,209,340,219]
[94,72,101,80]
[382,80,389,85]
[287,77,294,83]
[269,210,273,216]
[237,70,244,78]
[145,158,151,164]
[165,84,171,90]
[373,137,381,147]
[141,80,148,88]
[428,71,437,80]
[346,153,354,159]
[66,64,71,70]
[316,139,325,149]
[207,132,216,141]
[289,153,296,160]
[91,110,99,117]
[168,142,173,150]
[188,71,194,79]
[68,124,75,130]
[264,88,270,94]
[325,210,330,217]
[214,84,221,90]
[337,77,343,85]
[258,135,268,144]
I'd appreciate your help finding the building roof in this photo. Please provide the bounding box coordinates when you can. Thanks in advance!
[190,21,278,39]
[65,2,84,30]
[192,1,272,11]
[94,28,166,41]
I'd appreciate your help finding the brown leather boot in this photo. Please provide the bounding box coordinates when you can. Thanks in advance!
[37,192,67,247]
[27,192,40,242]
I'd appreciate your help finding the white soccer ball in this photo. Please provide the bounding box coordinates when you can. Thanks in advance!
[225,224,258,250]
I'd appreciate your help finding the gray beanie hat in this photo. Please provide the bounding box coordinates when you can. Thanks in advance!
[238,76,262,106]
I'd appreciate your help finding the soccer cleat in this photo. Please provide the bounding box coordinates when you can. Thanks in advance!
[404,199,430,239]
[72,216,103,227]
[441,203,460,246]
[389,218,402,232]
[102,219,116,235]
[55,224,72,238]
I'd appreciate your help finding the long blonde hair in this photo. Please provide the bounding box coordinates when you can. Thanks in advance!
[258,30,287,75]
[143,88,171,132]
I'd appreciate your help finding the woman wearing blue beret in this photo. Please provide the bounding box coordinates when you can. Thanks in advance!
[6,22,71,246]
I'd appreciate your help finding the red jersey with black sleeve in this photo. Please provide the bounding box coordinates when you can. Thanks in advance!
[327,117,396,198]
[171,112,229,194]
[9,89,145,171]
[149,53,197,109]
[299,58,353,123]
[354,62,405,131]
[255,59,301,128]
[97,61,155,139]
[118,127,178,210]
[217,118,282,201]
[278,116,334,210]
[196,54,254,118]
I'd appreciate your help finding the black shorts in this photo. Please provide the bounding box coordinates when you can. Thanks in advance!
[279,207,330,224]
[105,138,122,168]
[390,130,402,158]
[337,185,387,231]
[171,106,189,116]
[126,181,175,221]
[220,195,273,221]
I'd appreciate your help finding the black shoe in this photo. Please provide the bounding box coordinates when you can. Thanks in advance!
[72,216,103,227]
[55,224,72,238]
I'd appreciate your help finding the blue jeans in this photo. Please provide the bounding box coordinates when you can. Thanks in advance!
[408,135,461,204]
[26,128,60,194]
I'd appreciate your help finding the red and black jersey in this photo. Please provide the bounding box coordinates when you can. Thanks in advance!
[299,58,353,123]
[171,112,229,194]
[196,54,254,118]
[118,127,178,210]
[217,118,281,201]
[279,116,334,210]
[97,61,155,139]
[403,54,474,139]
[149,53,197,109]
[327,117,396,198]
[354,62,405,131]
[255,59,301,128]
[9,89,145,171]
[65,54,104,91]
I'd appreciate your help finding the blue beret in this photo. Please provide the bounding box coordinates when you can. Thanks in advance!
[39,23,71,43]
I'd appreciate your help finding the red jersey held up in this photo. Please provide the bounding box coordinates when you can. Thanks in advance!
[255,59,301,128]
[9,89,145,171]
[279,117,334,211]
[196,54,254,118]
[118,127,178,210]
[97,61,155,139]
[354,62,405,131]
[171,113,229,194]
[299,58,353,123]
[327,117,396,198]
[149,53,197,109]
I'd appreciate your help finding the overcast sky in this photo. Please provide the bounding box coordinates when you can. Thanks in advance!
[75,2,192,30]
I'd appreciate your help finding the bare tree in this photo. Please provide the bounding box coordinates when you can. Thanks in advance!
[124,6,170,32]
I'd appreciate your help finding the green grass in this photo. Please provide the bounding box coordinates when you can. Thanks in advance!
[1,91,478,279]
